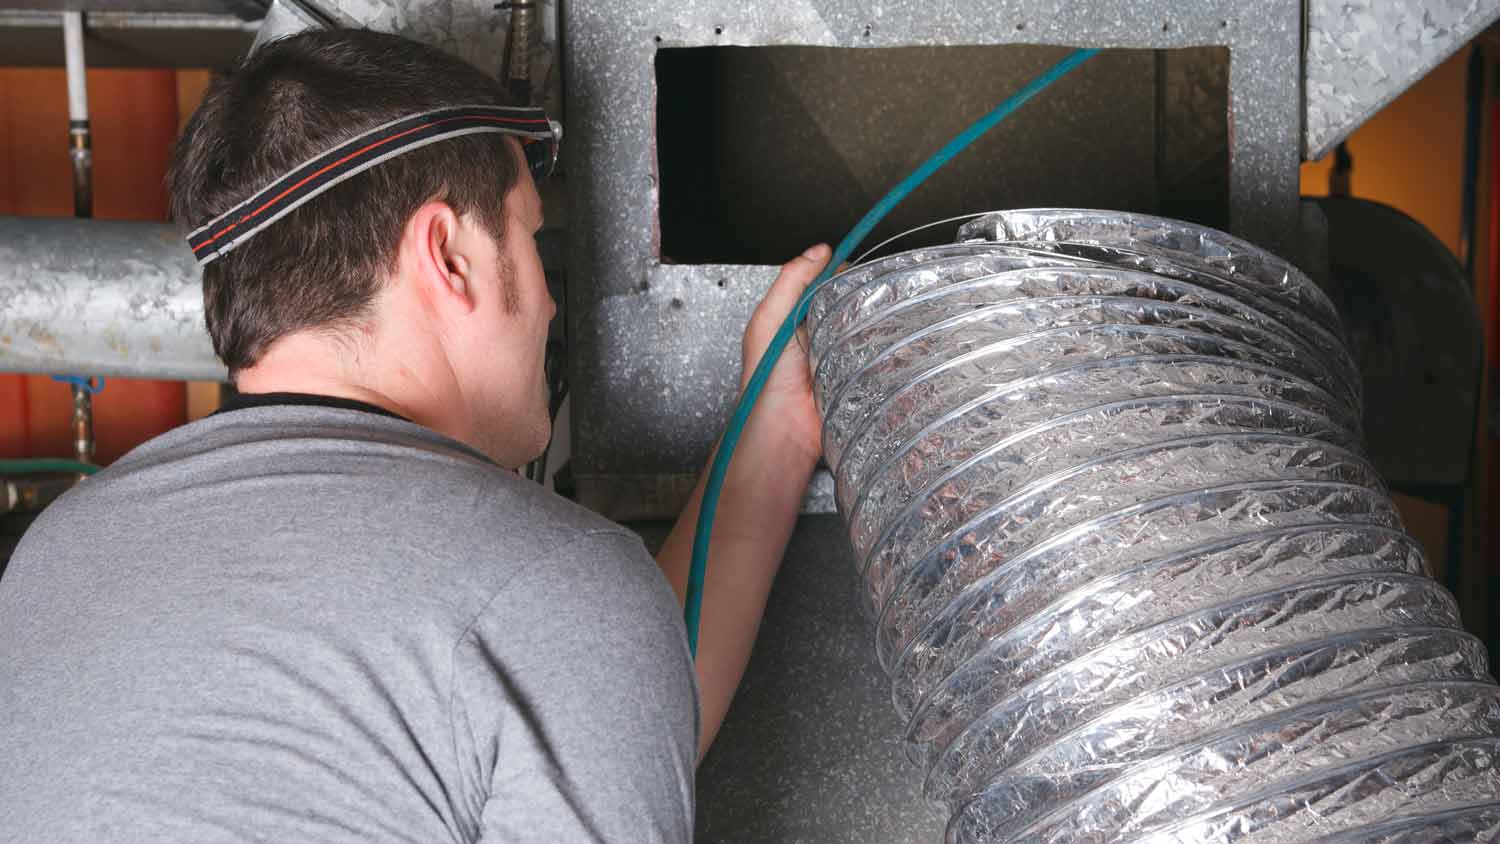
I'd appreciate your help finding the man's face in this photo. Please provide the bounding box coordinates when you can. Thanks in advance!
[460,140,555,467]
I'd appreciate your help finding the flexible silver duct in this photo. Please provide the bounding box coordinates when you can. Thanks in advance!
[806,209,1500,843]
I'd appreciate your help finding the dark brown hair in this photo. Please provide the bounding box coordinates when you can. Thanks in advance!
[168,28,519,375]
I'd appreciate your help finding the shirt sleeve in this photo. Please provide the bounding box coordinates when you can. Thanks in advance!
[451,530,699,844]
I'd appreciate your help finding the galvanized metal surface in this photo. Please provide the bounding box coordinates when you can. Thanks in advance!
[565,0,1301,514]
[1305,0,1500,161]
[0,8,257,66]
[0,217,222,381]
[0,0,264,16]
[251,0,504,72]
[250,0,559,102]
[249,0,325,47]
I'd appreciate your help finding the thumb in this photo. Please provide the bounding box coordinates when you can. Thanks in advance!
[756,244,832,325]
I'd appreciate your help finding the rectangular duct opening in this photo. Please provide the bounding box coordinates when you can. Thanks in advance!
[656,45,1229,265]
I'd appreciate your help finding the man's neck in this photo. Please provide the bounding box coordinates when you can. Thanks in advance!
[236,329,491,461]
[234,331,447,431]
[235,370,418,422]
[216,390,412,423]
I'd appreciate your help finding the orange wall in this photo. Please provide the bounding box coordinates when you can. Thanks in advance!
[0,68,191,463]
[1301,46,1473,253]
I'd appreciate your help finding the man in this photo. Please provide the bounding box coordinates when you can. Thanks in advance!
[0,29,829,842]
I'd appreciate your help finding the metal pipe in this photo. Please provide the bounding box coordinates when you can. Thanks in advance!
[807,209,1500,842]
[68,380,95,468]
[501,0,535,103]
[60,13,101,478]
[62,11,93,219]
[0,216,221,381]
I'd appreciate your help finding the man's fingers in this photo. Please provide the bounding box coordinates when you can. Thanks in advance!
[754,244,832,324]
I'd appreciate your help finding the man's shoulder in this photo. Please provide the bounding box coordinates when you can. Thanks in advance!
[466,471,634,554]
[35,406,633,579]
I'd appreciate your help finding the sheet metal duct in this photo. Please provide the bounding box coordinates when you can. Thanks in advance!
[249,0,559,81]
[1305,0,1500,160]
[565,0,1303,520]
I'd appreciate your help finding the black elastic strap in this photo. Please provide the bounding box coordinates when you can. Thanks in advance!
[188,104,553,267]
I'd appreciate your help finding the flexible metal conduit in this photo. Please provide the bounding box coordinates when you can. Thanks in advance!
[806,209,1500,843]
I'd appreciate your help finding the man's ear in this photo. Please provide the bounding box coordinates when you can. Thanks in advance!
[404,200,476,312]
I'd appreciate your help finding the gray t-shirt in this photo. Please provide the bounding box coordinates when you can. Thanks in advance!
[0,403,698,843]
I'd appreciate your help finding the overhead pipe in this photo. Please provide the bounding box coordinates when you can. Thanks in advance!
[62,11,92,220]
[807,209,1500,842]
[500,0,536,103]
[0,216,220,381]
[58,11,102,474]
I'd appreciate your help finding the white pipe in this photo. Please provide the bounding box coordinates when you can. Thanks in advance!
[62,12,89,125]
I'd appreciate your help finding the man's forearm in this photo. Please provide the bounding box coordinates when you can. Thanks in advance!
[657,412,818,760]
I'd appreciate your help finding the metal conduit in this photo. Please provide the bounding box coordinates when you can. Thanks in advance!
[806,209,1500,843]
[0,216,220,380]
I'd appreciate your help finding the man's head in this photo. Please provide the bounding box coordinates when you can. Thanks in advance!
[169,29,555,466]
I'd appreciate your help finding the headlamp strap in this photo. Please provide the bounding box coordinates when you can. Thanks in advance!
[187,104,553,267]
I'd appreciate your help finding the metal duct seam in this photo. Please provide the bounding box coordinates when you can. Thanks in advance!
[806,208,1499,843]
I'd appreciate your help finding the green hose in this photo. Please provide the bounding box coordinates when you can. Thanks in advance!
[0,458,100,476]
[684,48,1102,656]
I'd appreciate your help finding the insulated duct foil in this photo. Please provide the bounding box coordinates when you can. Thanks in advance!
[806,209,1500,842]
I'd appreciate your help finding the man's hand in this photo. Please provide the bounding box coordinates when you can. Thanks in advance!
[656,244,836,761]
[741,244,833,465]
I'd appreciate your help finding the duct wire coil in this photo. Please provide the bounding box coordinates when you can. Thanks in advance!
[805,209,1500,843]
